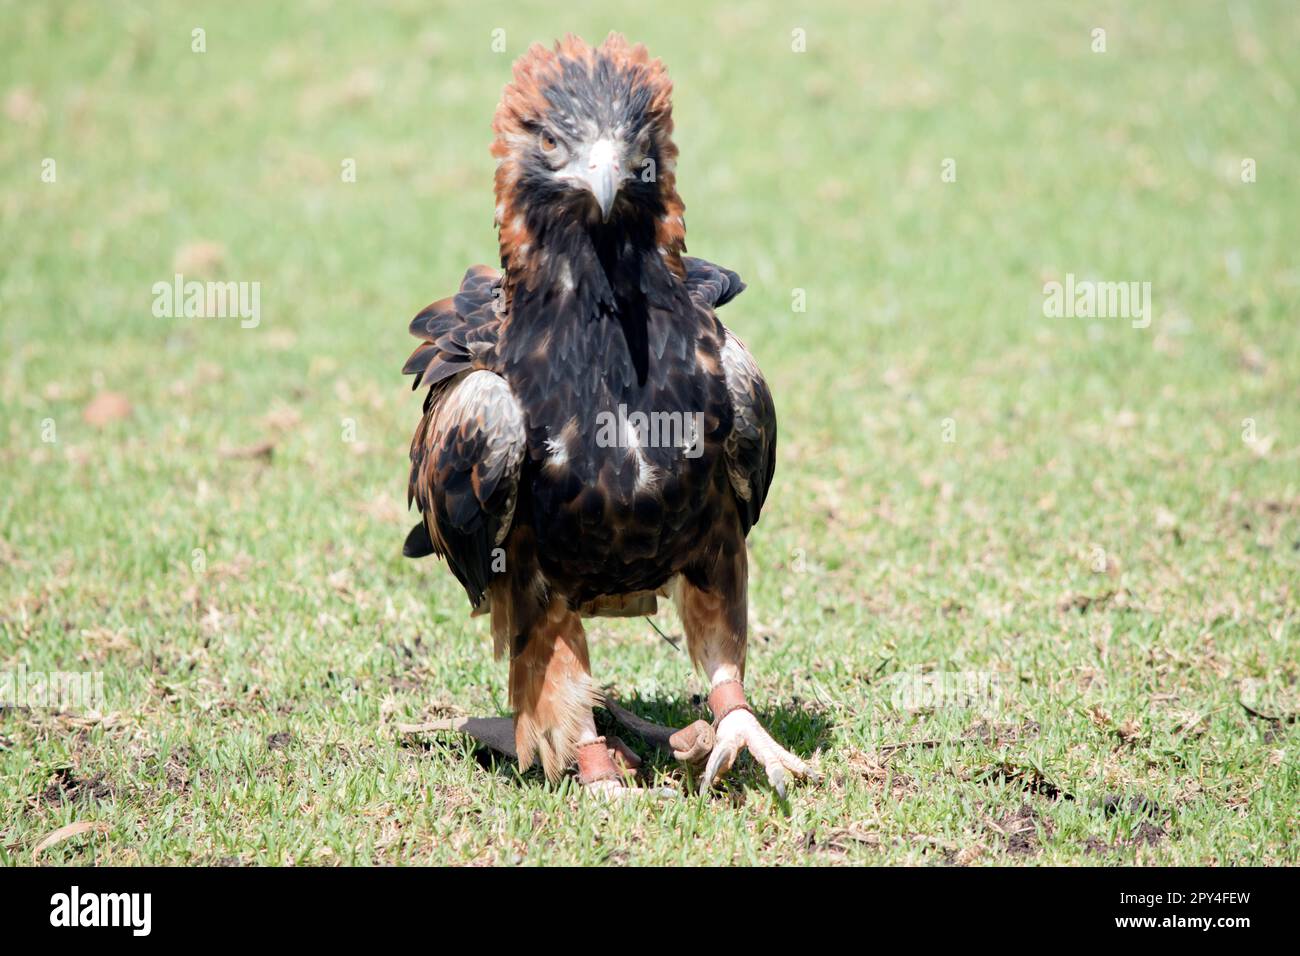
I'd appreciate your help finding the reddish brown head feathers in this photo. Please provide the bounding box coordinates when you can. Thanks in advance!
[490,33,687,285]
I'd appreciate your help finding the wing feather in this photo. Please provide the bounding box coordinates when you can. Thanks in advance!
[682,256,746,310]
[404,265,503,390]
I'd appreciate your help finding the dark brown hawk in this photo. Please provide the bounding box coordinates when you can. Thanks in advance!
[402,33,815,797]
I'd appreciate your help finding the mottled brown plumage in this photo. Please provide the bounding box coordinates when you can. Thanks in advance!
[402,34,813,795]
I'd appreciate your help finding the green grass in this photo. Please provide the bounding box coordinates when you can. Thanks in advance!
[1,0,1297,865]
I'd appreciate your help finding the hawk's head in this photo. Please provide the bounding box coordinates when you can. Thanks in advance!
[491,34,686,283]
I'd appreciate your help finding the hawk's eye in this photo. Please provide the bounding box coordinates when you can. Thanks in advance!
[539,131,559,152]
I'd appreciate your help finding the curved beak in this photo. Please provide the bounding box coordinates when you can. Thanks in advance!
[581,139,622,222]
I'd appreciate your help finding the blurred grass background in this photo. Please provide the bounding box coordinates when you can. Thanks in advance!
[1,0,1297,864]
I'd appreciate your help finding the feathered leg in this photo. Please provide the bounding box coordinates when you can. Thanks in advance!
[673,545,820,798]
[509,597,646,796]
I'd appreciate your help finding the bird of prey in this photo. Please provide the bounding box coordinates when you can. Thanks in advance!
[402,33,816,798]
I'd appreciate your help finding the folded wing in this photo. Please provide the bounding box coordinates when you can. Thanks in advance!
[718,330,777,533]
[407,370,526,606]
[682,256,776,534]
[403,267,525,607]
